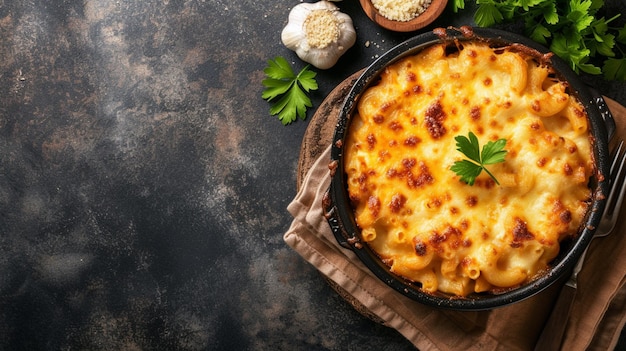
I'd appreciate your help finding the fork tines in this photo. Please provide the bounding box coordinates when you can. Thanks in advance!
[604,140,626,225]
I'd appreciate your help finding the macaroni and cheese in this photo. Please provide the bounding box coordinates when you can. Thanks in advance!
[344,41,594,296]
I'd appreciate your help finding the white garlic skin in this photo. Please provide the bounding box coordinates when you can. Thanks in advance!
[281,1,356,70]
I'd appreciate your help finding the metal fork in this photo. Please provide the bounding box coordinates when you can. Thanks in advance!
[534,140,626,351]
[568,140,626,288]
[596,140,626,236]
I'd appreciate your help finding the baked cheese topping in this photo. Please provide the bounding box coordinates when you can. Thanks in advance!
[344,42,594,296]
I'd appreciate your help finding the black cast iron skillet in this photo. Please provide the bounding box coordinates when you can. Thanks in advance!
[323,26,614,310]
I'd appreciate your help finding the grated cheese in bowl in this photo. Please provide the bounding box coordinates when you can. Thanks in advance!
[371,0,433,22]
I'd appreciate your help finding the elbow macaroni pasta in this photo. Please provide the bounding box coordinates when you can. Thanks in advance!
[344,42,594,296]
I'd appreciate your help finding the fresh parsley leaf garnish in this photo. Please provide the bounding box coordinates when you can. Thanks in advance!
[262,56,318,125]
[604,57,626,81]
[460,0,626,81]
[451,132,508,186]
[452,0,465,12]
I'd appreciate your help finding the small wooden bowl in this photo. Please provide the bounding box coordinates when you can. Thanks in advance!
[359,0,448,32]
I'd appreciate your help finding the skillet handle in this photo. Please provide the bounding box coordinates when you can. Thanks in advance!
[589,89,616,140]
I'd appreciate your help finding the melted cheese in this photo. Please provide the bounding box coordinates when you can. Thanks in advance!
[344,42,594,296]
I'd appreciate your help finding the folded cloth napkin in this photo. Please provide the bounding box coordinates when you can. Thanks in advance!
[284,98,626,351]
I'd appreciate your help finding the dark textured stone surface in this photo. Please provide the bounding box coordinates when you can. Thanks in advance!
[0,1,624,350]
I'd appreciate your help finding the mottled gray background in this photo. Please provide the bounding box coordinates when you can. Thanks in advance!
[0,0,625,350]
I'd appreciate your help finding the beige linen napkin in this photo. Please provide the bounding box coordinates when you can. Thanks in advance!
[284,98,626,351]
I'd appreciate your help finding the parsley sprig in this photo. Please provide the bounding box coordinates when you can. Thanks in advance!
[452,0,626,81]
[451,132,508,186]
[262,56,319,125]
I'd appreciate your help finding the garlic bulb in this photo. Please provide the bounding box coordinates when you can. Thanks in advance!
[281,1,356,70]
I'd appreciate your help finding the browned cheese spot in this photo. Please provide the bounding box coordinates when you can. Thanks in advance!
[389,193,407,213]
[424,100,446,139]
[368,196,381,217]
[511,217,534,248]
[404,135,421,147]
[414,239,428,256]
[470,106,481,121]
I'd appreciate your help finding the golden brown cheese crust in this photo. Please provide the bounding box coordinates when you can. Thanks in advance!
[344,42,594,296]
